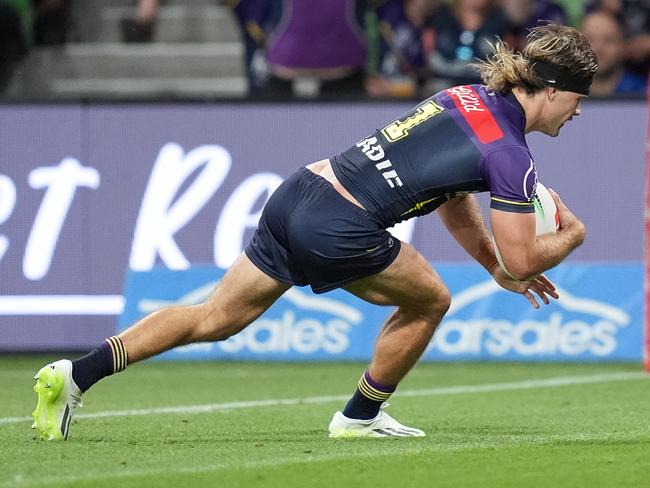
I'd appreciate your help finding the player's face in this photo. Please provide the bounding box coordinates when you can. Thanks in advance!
[543,90,585,137]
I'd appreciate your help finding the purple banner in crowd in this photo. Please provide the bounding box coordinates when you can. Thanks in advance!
[0,101,646,351]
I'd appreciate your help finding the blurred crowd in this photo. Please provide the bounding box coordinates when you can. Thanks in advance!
[228,0,649,98]
[1,0,648,99]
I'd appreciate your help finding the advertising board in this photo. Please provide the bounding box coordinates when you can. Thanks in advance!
[0,102,645,352]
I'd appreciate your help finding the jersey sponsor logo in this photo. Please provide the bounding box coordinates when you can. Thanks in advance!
[356,137,403,188]
[446,86,504,144]
[380,100,444,142]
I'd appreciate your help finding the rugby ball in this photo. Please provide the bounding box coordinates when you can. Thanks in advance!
[493,182,559,278]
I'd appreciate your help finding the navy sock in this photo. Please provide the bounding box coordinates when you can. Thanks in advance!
[71,336,128,392]
[342,371,396,420]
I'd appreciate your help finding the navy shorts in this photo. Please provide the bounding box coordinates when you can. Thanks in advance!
[245,167,401,294]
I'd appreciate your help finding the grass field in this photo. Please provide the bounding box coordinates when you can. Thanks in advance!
[1,356,649,487]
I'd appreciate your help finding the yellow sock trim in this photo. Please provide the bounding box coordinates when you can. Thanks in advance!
[357,374,392,402]
[106,336,128,373]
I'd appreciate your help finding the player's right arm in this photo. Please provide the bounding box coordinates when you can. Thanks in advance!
[491,189,585,280]
[484,147,585,281]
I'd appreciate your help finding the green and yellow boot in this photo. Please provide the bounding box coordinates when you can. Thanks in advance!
[32,360,82,441]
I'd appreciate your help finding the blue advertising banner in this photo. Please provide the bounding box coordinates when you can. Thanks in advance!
[119,264,643,362]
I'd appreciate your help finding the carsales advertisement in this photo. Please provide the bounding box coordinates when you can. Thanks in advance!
[118,264,643,362]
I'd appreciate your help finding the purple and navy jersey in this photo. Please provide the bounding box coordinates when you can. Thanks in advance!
[331,85,537,228]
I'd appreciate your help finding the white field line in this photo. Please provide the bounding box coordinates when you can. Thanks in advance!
[1,371,645,427]
[3,430,649,488]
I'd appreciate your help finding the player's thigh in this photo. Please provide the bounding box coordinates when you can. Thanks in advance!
[203,253,290,328]
[343,241,450,309]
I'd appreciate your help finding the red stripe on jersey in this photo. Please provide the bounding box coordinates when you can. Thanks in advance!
[446,86,504,144]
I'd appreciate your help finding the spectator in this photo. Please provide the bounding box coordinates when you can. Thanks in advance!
[584,0,650,78]
[366,0,439,98]
[581,10,647,96]
[227,0,282,94]
[427,0,514,92]
[33,0,71,45]
[0,0,30,92]
[262,0,369,99]
[500,0,567,51]
[121,0,157,43]
[585,0,649,38]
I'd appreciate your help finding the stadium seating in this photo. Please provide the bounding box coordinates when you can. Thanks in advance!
[5,0,246,100]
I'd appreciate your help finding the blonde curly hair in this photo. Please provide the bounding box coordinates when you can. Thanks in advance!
[474,24,598,94]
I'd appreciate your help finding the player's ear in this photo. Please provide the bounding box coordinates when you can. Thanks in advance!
[546,87,558,101]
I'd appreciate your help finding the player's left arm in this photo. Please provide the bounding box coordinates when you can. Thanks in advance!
[437,194,558,309]
[436,194,495,270]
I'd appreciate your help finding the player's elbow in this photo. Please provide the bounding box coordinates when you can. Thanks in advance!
[573,221,586,246]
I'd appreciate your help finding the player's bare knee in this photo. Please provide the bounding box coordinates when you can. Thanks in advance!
[433,288,451,317]
[414,286,451,326]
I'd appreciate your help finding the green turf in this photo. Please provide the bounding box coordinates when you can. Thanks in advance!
[1,357,649,487]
